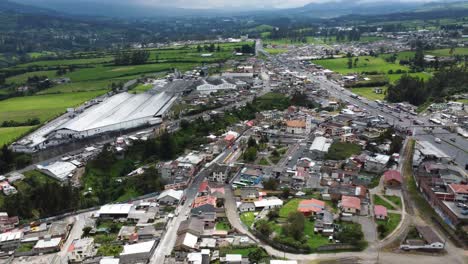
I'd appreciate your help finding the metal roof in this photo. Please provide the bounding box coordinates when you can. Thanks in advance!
[58,92,172,132]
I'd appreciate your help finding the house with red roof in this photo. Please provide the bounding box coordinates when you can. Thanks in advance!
[340,196,361,215]
[298,199,326,216]
[374,205,388,220]
[383,170,402,188]
[448,183,468,202]
[191,195,217,215]
[198,181,210,196]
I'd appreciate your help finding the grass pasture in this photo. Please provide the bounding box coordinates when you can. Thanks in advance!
[351,87,387,100]
[0,126,35,147]
[0,91,106,123]
[314,56,409,75]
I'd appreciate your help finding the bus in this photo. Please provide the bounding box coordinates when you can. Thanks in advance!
[429,118,442,125]
[233,181,248,188]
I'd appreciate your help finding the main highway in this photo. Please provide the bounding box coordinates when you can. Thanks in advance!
[271,54,468,171]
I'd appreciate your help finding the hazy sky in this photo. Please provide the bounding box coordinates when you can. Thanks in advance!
[15,0,437,9]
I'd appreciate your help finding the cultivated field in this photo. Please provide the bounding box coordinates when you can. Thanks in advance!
[0,126,35,146]
[0,91,106,123]
[314,56,409,75]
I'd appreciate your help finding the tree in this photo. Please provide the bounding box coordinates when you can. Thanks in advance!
[197,45,202,52]
[247,136,257,148]
[267,209,279,221]
[281,187,291,199]
[354,57,359,67]
[336,223,364,245]
[347,57,353,69]
[283,212,305,240]
[243,147,257,162]
[377,224,388,237]
[263,178,279,191]
[255,219,272,237]
[247,247,266,263]
[82,226,92,238]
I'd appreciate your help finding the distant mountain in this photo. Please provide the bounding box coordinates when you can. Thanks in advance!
[0,0,56,15]
[9,0,266,18]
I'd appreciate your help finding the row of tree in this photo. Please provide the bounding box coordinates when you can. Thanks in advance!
[386,67,468,105]
[114,50,150,66]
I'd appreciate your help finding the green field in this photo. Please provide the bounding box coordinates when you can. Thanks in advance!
[351,87,387,100]
[0,42,252,146]
[6,70,58,84]
[279,198,302,218]
[0,91,105,123]
[373,195,395,210]
[387,72,432,84]
[377,213,402,239]
[314,56,409,75]
[240,212,255,227]
[0,126,35,146]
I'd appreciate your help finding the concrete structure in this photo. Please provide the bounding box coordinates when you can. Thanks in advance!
[68,238,97,263]
[54,92,175,139]
[196,80,236,95]
[286,120,307,135]
[309,136,332,158]
[157,189,184,205]
[400,226,445,251]
[33,236,63,253]
[253,197,283,209]
[96,204,133,219]
[364,154,390,173]
[120,240,157,264]
[37,161,77,182]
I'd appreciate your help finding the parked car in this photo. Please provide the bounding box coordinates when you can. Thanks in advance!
[435,138,442,143]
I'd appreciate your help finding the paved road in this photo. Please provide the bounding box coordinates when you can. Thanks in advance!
[149,168,207,264]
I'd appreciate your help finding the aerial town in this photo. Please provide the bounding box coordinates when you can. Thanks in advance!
[0,1,468,264]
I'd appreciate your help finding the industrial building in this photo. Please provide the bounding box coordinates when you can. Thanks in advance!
[12,91,177,153]
[54,92,175,139]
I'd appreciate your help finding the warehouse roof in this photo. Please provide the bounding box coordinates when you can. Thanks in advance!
[120,240,156,255]
[310,136,332,153]
[37,161,77,181]
[97,204,133,216]
[58,92,173,132]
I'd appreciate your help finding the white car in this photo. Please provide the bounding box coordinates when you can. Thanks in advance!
[435,138,442,144]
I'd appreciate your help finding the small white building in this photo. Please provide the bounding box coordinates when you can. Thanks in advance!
[95,204,133,219]
[37,161,77,181]
[157,189,184,205]
[253,197,283,209]
[119,240,157,264]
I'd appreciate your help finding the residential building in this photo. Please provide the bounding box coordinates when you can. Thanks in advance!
[253,197,283,209]
[297,199,325,216]
[340,196,361,215]
[33,236,63,253]
[309,136,332,159]
[286,120,307,135]
[157,189,184,205]
[383,170,402,188]
[239,188,259,203]
[364,154,390,173]
[119,240,157,264]
[400,226,445,250]
[374,205,388,220]
[209,163,230,183]
[314,210,334,235]
[96,204,133,219]
[68,238,97,263]
[0,212,19,232]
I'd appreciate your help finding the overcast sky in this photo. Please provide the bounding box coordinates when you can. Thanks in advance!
[15,0,438,9]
